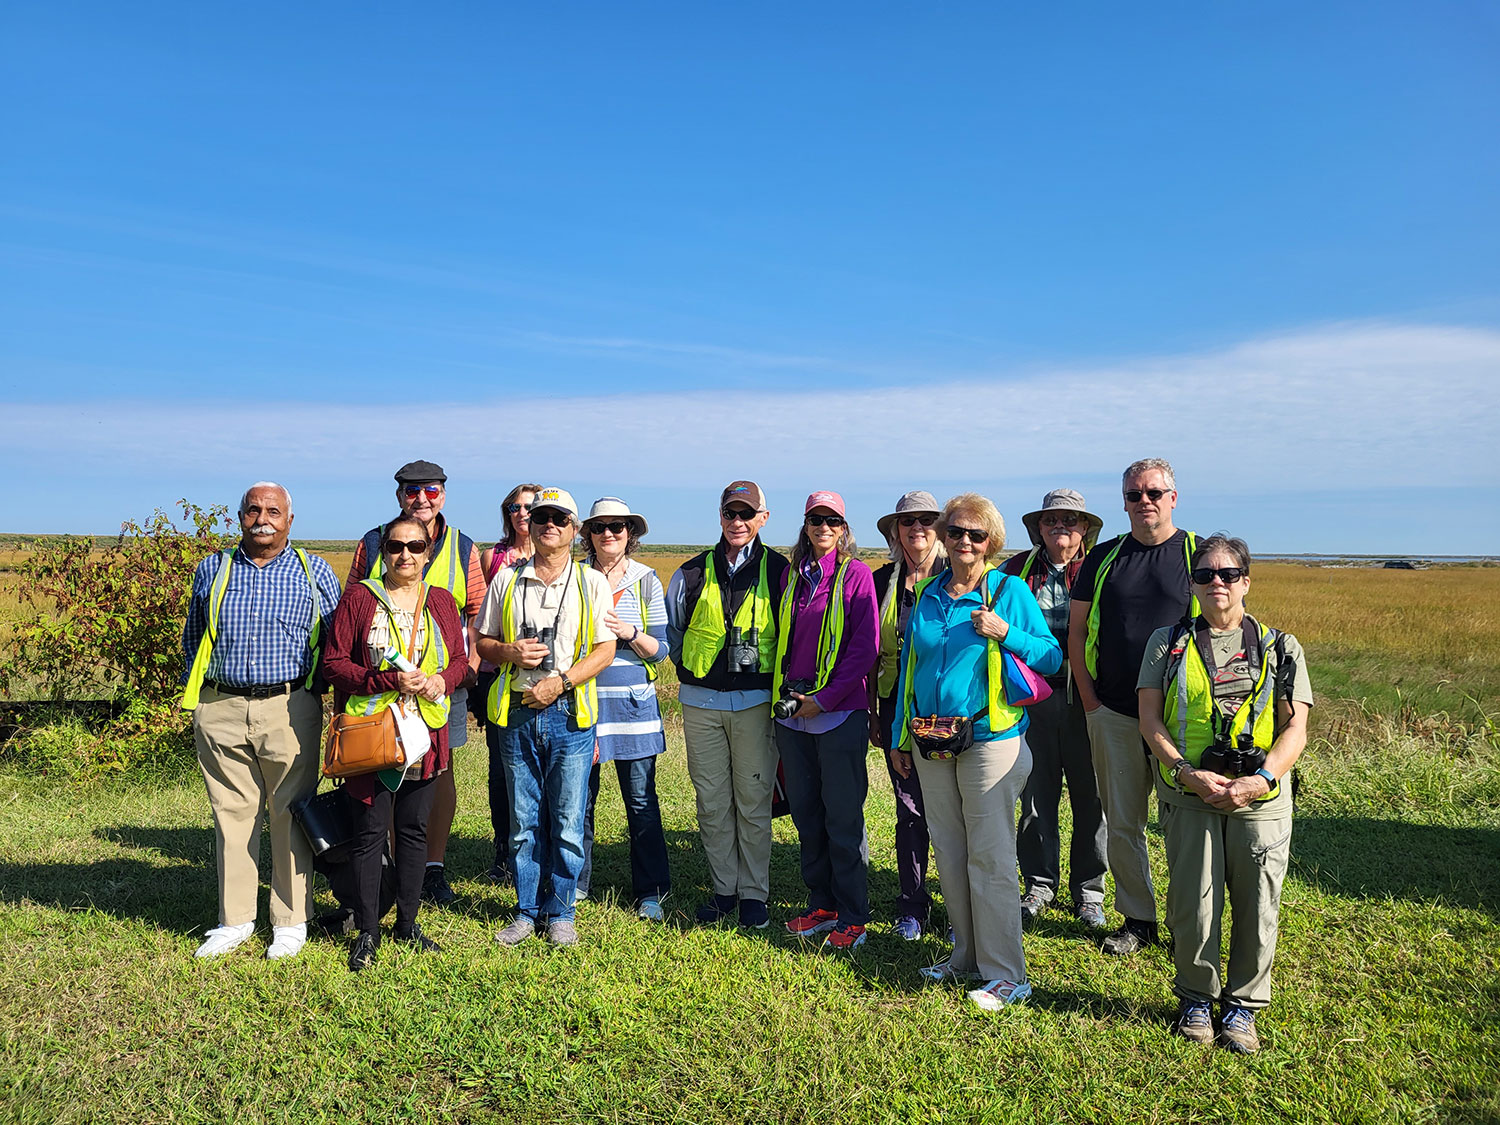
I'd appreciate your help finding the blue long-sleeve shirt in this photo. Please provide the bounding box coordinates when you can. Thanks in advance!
[894,567,1062,743]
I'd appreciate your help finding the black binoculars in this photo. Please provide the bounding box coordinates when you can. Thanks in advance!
[521,624,557,672]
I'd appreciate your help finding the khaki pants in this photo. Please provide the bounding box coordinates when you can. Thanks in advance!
[682,703,777,902]
[193,686,322,927]
[1161,802,1292,1009]
[1086,704,1157,921]
[914,734,1031,983]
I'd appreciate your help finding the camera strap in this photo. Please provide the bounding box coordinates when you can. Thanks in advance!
[1185,613,1274,746]
[518,560,572,655]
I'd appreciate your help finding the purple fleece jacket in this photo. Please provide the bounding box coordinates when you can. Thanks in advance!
[782,552,879,713]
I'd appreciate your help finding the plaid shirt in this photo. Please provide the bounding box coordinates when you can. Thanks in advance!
[180,544,343,687]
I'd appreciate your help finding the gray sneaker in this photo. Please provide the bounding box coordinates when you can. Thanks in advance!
[1075,902,1108,930]
[1019,888,1051,929]
[1173,1000,1215,1045]
[1218,1006,1260,1054]
[495,916,537,947]
[547,920,579,946]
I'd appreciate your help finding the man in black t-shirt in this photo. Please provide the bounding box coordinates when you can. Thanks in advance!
[1068,458,1197,956]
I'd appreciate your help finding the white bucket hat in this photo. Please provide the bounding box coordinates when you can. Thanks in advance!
[585,496,648,537]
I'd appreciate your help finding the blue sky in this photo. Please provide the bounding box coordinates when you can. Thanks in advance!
[3,3,1498,553]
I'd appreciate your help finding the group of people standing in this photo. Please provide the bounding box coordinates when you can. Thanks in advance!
[180,456,1311,1055]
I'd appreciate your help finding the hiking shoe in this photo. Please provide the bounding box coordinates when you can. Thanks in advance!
[547,920,579,947]
[892,915,923,942]
[265,923,307,960]
[421,866,458,908]
[1019,888,1051,929]
[1219,1006,1260,1054]
[738,898,769,929]
[194,922,255,959]
[637,898,666,923]
[495,916,537,946]
[695,894,738,924]
[1075,903,1108,930]
[823,923,867,951]
[967,979,1033,1011]
[918,958,974,984]
[1101,919,1159,956]
[391,923,442,953]
[310,909,356,938]
[1173,1000,1215,1045]
[785,907,839,937]
[348,931,379,972]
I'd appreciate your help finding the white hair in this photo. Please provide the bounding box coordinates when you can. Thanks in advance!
[239,481,293,514]
[1121,458,1176,491]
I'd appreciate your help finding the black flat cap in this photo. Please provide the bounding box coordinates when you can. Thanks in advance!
[394,459,447,484]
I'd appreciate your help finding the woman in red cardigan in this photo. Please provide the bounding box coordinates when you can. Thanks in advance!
[321,514,468,971]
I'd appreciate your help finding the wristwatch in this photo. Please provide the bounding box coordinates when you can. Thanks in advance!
[1170,758,1194,783]
[559,672,574,693]
[1254,766,1277,790]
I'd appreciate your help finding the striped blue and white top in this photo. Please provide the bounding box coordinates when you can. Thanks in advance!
[595,558,670,762]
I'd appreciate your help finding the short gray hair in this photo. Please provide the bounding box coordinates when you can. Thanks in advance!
[1121,458,1176,492]
[239,481,293,514]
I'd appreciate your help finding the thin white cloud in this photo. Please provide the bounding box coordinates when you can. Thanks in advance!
[7,321,1499,494]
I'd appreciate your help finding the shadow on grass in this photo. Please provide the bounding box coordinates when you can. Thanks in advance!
[1292,817,1500,918]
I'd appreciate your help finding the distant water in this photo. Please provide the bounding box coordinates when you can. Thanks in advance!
[1261,554,1497,563]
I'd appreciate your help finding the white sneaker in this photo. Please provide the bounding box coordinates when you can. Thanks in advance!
[194,921,255,958]
[265,923,308,960]
[967,978,1033,1011]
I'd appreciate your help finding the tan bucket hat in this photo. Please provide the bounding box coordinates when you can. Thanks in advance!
[1021,488,1103,549]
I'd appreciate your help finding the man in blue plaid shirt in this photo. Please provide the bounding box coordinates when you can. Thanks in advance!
[180,482,342,960]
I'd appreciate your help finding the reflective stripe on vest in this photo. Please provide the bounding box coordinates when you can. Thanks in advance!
[895,566,1023,751]
[484,562,599,729]
[344,579,451,729]
[772,556,851,701]
[371,522,468,613]
[1160,613,1280,801]
[1083,532,1198,679]
[679,551,777,678]
[180,547,322,711]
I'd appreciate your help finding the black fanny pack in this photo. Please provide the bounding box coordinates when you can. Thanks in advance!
[909,713,982,760]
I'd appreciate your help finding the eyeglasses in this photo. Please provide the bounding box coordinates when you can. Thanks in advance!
[1191,566,1249,585]
[805,514,845,528]
[587,520,628,536]
[1124,488,1170,503]
[899,514,937,528]
[402,484,443,498]
[1039,513,1082,528]
[504,501,533,515]
[945,526,989,544]
[721,506,759,522]
[383,539,429,555]
[530,509,573,528]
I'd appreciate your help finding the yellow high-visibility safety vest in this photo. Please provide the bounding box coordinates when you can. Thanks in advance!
[371,522,469,613]
[772,556,852,700]
[1083,532,1198,678]
[875,566,903,698]
[679,551,777,679]
[485,563,599,729]
[1160,614,1281,801]
[630,576,659,684]
[895,566,1024,752]
[344,580,451,729]
[180,548,322,711]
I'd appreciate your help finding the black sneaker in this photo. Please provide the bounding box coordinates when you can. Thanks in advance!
[695,894,737,924]
[738,899,769,929]
[1101,918,1159,956]
[482,863,514,887]
[348,931,379,972]
[1019,888,1051,930]
[421,866,458,908]
[310,908,355,937]
[391,923,442,953]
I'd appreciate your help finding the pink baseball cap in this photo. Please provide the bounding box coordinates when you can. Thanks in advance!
[803,490,846,517]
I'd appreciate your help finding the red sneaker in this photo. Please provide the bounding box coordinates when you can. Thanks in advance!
[822,923,867,951]
[785,907,838,936]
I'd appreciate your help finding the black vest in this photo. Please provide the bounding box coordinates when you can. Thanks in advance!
[674,538,789,693]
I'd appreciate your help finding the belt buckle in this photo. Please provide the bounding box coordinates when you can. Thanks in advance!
[248,684,274,700]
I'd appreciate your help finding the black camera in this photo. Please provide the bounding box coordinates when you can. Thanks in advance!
[520,624,557,673]
[727,626,760,674]
[773,678,814,721]
[1198,731,1266,777]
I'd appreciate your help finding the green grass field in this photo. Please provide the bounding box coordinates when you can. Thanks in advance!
[1,556,1497,1122]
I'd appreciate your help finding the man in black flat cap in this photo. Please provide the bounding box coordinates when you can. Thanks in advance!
[347,460,487,906]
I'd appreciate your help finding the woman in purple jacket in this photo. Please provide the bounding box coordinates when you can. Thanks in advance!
[773,490,880,951]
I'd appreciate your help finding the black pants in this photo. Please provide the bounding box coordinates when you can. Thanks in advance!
[485,720,514,875]
[351,774,437,935]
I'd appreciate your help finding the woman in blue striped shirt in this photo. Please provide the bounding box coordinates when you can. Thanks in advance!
[575,497,673,920]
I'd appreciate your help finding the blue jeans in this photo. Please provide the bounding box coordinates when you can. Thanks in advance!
[578,757,672,904]
[498,699,595,923]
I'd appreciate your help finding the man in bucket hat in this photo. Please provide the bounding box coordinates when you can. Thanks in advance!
[1002,489,1108,930]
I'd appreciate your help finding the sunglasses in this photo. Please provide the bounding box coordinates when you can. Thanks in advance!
[899,514,938,528]
[504,501,533,515]
[805,514,845,528]
[402,484,443,498]
[721,505,759,522]
[530,509,573,528]
[1124,488,1170,503]
[1039,513,1083,528]
[946,526,989,543]
[587,520,628,536]
[1191,566,1249,585]
[383,539,429,556]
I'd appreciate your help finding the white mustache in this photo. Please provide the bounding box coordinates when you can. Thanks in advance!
[248,524,276,535]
